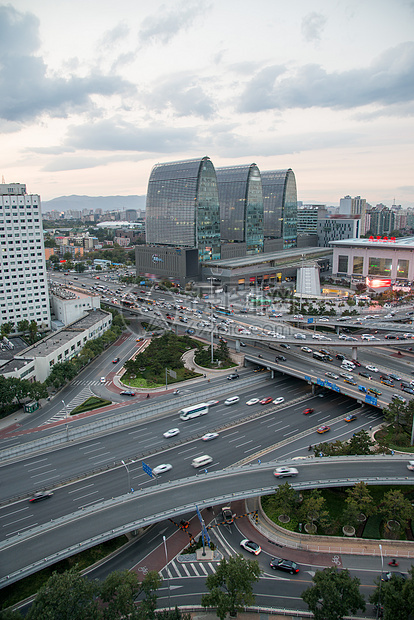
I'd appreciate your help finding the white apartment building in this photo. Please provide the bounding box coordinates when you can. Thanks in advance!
[0,184,51,329]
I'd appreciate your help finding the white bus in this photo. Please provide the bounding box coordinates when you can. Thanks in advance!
[179,403,209,421]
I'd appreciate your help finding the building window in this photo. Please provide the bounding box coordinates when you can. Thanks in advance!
[368,257,392,276]
[397,259,408,278]
[337,255,349,273]
[353,256,364,274]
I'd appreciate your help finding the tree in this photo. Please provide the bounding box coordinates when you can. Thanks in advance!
[0,321,14,337]
[272,481,299,517]
[299,489,330,530]
[75,262,86,273]
[345,482,375,518]
[201,554,261,620]
[381,489,413,530]
[347,430,374,455]
[28,320,39,343]
[17,319,30,334]
[99,569,161,620]
[27,566,98,620]
[341,500,361,528]
[370,571,412,620]
[302,567,366,620]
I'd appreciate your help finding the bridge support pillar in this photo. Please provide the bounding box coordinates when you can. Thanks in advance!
[235,339,240,353]
[352,346,358,360]
[336,325,340,335]
[311,384,315,395]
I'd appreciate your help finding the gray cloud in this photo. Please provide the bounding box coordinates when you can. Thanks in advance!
[238,42,414,113]
[64,117,200,153]
[301,12,326,43]
[0,5,136,124]
[138,0,209,46]
[141,72,216,118]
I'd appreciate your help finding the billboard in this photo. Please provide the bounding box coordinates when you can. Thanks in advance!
[365,277,391,289]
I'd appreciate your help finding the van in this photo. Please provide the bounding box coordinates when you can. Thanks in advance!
[224,396,240,406]
[341,361,355,371]
[192,455,213,468]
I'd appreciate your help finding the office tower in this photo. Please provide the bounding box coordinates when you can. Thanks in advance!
[145,157,221,261]
[0,183,51,329]
[216,163,264,254]
[261,169,297,248]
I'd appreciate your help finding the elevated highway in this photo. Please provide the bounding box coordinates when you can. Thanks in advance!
[0,455,411,587]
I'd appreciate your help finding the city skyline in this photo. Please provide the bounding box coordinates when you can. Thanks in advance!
[1,0,414,207]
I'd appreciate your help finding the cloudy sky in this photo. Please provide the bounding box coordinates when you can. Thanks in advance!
[1,0,414,207]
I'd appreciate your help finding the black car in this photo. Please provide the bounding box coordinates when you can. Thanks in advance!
[280,343,290,349]
[270,557,300,574]
[29,491,54,503]
[276,355,286,361]
[240,341,246,347]
[120,390,136,396]
[359,371,371,378]
[389,373,401,381]
[402,386,414,394]
[400,381,411,389]
[336,353,345,361]
[381,571,407,582]
[227,373,240,380]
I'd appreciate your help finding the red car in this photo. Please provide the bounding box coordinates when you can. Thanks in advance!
[260,397,273,405]
[303,408,314,415]
[351,359,361,367]
[317,425,331,434]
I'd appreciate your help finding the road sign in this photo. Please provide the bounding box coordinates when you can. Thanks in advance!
[307,318,314,323]
[365,395,377,406]
[317,378,324,386]
[304,375,311,381]
[142,461,153,478]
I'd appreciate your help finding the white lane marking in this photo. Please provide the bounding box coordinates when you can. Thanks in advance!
[30,469,57,478]
[24,458,48,466]
[68,484,94,494]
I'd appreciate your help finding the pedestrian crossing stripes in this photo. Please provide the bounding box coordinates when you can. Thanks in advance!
[45,386,93,424]
[71,379,111,387]
[160,559,217,580]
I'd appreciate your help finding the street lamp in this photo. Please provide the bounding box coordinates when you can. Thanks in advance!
[62,400,69,440]
[163,535,171,611]
[121,460,132,494]
[207,277,214,364]
[376,543,384,619]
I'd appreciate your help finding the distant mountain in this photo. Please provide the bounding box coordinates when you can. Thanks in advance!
[41,195,146,213]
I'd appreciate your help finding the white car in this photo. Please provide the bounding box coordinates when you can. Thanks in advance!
[319,336,331,340]
[301,346,312,353]
[294,333,306,339]
[275,333,286,339]
[366,365,379,373]
[273,397,285,405]
[312,334,322,339]
[318,317,329,322]
[361,334,375,340]
[293,314,303,320]
[163,428,180,438]
[100,377,106,383]
[273,466,298,478]
[246,398,260,405]
[325,371,339,379]
[407,461,414,471]
[201,433,219,441]
[240,539,262,555]
[153,463,173,475]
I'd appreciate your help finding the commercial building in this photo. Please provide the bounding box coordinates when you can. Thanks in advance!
[331,236,414,283]
[0,309,112,383]
[49,282,101,328]
[216,163,263,255]
[261,169,297,249]
[318,215,360,247]
[0,183,51,329]
[145,157,221,262]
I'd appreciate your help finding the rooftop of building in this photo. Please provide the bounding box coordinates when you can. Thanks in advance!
[330,236,414,248]
[20,309,110,358]
[0,336,32,367]
[201,246,331,269]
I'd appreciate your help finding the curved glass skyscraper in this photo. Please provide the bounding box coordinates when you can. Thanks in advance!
[261,169,297,248]
[146,157,221,260]
[216,164,264,254]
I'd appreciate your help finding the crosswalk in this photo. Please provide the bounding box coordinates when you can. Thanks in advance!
[160,559,217,580]
[45,386,93,424]
[71,379,111,387]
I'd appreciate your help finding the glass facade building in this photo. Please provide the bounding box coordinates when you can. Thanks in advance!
[261,169,297,248]
[216,164,264,255]
[145,157,221,261]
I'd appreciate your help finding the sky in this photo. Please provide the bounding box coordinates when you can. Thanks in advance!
[1,0,414,207]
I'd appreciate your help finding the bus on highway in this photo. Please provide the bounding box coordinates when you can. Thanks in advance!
[179,403,209,420]
[214,306,232,315]
[313,351,330,362]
